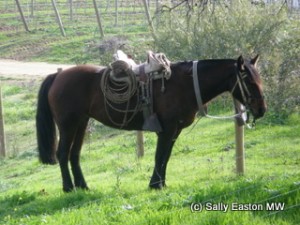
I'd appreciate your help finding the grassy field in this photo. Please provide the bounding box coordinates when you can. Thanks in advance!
[0,80,299,225]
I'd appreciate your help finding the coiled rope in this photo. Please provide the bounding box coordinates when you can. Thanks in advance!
[100,66,141,127]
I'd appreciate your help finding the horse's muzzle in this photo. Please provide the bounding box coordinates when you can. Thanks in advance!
[253,104,267,120]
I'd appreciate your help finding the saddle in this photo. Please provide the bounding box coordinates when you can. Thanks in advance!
[102,50,171,132]
[110,50,171,82]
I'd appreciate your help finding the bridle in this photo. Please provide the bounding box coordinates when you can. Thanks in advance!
[230,67,252,109]
[230,66,257,127]
[230,64,265,127]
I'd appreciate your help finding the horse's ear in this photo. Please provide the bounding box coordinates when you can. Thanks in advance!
[237,55,245,71]
[251,54,259,67]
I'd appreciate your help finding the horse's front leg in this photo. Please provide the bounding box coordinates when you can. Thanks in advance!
[149,125,181,189]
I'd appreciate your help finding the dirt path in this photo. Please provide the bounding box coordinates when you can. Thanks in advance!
[0,59,74,78]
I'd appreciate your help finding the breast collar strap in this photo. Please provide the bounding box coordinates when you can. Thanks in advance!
[192,61,206,116]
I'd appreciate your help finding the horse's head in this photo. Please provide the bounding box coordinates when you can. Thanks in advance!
[231,55,267,122]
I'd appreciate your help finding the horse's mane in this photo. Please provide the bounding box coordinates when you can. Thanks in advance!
[171,59,236,67]
[170,59,236,76]
[170,59,262,86]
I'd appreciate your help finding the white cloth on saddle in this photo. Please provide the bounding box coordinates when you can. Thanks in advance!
[112,50,171,79]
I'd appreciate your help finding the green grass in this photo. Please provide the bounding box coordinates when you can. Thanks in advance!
[0,80,299,225]
[0,27,152,65]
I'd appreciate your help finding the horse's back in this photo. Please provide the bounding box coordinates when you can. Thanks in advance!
[51,65,104,84]
[48,65,105,122]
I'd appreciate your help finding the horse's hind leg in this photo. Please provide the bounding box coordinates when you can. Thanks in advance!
[70,118,89,190]
[56,126,77,192]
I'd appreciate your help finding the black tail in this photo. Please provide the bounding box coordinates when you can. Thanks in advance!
[36,73,57,164]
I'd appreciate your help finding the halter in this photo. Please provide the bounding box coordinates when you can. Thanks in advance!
[230,67,252,108]
[192,61,253,126]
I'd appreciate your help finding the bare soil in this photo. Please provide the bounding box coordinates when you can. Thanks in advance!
[0,59,74,79]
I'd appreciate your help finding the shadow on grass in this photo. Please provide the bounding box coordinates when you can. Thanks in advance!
[0,189,105,221]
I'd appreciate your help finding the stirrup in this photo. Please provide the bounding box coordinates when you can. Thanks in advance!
[142,113,162,132]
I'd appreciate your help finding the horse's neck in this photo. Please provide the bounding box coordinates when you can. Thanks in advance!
[192,61,236,104]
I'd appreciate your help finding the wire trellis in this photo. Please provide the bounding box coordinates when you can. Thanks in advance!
[1,0,160,35]
[2,1,299,35]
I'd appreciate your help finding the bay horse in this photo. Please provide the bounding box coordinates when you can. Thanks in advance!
[36,55,266,192]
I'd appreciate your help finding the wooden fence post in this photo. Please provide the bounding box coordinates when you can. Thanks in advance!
[142,0,157,40]
[69,0,73,21]
[15,0,30,32]
[92,0,104,38]
[30,0,34,17]
[0,85,6,158]
[155,0,161,26]
[234,100,245,175]
[51,0,66,37]
[136,131,144,158]
[115,0,118,26]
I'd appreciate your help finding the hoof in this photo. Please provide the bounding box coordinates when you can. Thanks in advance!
[63,188,74,193]
[76,185,89,191]
[149,182,166,190]
[75,181,89,190]
[63,185,74,193]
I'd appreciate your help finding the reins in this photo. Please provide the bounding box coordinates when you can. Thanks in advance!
[192,61,252,125]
